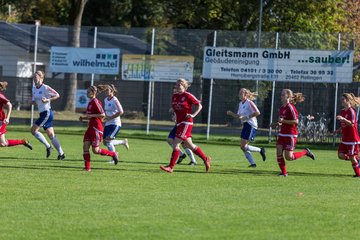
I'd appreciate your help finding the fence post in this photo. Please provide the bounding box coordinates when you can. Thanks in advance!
[90,27,97,86]
[332,33,341,146]
[256,0,263,103]
[30,20,40,127]
[146,28,155,135]
[206,31,217,140]
[268,32,279,142]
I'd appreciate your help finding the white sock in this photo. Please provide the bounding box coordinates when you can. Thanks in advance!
[184,147,197,163]
[244,151,255,165]
[34,132,50,148]
[51,136,64,155]
[112,139,125,145]
[247,145,261,152]
[106,141,115,152]
[179,149,185,156]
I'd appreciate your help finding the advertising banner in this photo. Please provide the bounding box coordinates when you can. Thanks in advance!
[122,54,194,82]
[75,89,89,109]
[202,47,354,83]
[50,47,120,75]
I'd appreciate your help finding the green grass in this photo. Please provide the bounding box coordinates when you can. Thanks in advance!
[0,127,358,239]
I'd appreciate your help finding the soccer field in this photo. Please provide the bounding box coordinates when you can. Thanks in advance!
[0,129,358,240]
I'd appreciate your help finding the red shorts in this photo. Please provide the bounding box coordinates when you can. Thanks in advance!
[277,135,297,151]
[83,127,103,147]
[338,143,359,157]
[0,122,7,136]
[175,123,193,141]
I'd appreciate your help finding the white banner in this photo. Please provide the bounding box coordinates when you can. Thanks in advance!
[50,47,120,75]
[202,47,354,83]
[122,54,194,82]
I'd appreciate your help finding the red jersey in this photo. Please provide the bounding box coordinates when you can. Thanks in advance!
[0,92,9,121]
[172,91,200,124]
[86,98,104,131]
[340,107,360,144]
[278,103,298,136]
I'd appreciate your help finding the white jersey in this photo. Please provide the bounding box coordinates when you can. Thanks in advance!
[32,84,59,113]
[104,96,123,126]
[237,99,259,129]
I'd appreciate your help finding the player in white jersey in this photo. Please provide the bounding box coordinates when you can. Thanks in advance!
[31,70,65,160]
[227,88,266,167]
[101,84,129,161]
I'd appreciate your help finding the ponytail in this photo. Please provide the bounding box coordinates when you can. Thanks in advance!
[343,93,360,107]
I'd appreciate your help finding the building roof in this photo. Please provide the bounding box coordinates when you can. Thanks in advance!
[0,21,151,54]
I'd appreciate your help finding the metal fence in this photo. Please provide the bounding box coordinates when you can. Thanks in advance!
[0,21,359,139]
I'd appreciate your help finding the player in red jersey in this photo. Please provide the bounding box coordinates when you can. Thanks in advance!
[335,93,360,177]
[0,81,32,150]
[160,78,211,173]
[270,89,315,176]
[79,85,119,172]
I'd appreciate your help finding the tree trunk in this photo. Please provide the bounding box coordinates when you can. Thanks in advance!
[64,0,88,111]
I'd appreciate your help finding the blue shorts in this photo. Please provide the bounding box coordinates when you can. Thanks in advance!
[35,109,53,130]
[168,125,177,139]
[241,122,257,141]
[103,124,121,139]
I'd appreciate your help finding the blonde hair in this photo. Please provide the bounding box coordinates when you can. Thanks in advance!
[34,70,44,79]
[240,88,257,100]
[0,81,8,91]
[342,93,360,107]
[283,89,304,104]
[177,78,190,90]
[96,84,118,95]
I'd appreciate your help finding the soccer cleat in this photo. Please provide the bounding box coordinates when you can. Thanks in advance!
[82,167,91,172]
[57,153,66,160]
[177,154,187,164]
[260,148,266,161]
[353,175,360,178]
[278,173,288,177]
[124,138,129,150]
[112,152,119,165]
[188,161,197,166]
[46,146,53,158]
[23,139,33,150]
[160,165,173,173]
[204,156,211,172]
[305,148,315,160]
[248,164,257,168]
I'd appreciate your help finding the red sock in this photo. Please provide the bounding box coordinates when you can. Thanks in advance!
[193,146,207,161]
[277,156,287,174]
[99,148,115,157]
[7,139,24,147]
[83,152,91,169]
[352,162,360,176]
[292,149,307,160]
[169,149,180,168]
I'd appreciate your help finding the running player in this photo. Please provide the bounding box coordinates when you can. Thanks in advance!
[0,81,32,150]
[160,78,211,173]
[227,88,266,168]
[31,70,65,160]
[270,89,315,176]
[101,84,129,163]
[79,85,119,172]
[335,93,360,177]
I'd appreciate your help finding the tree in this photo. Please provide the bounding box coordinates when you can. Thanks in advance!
[64,0,88,111]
